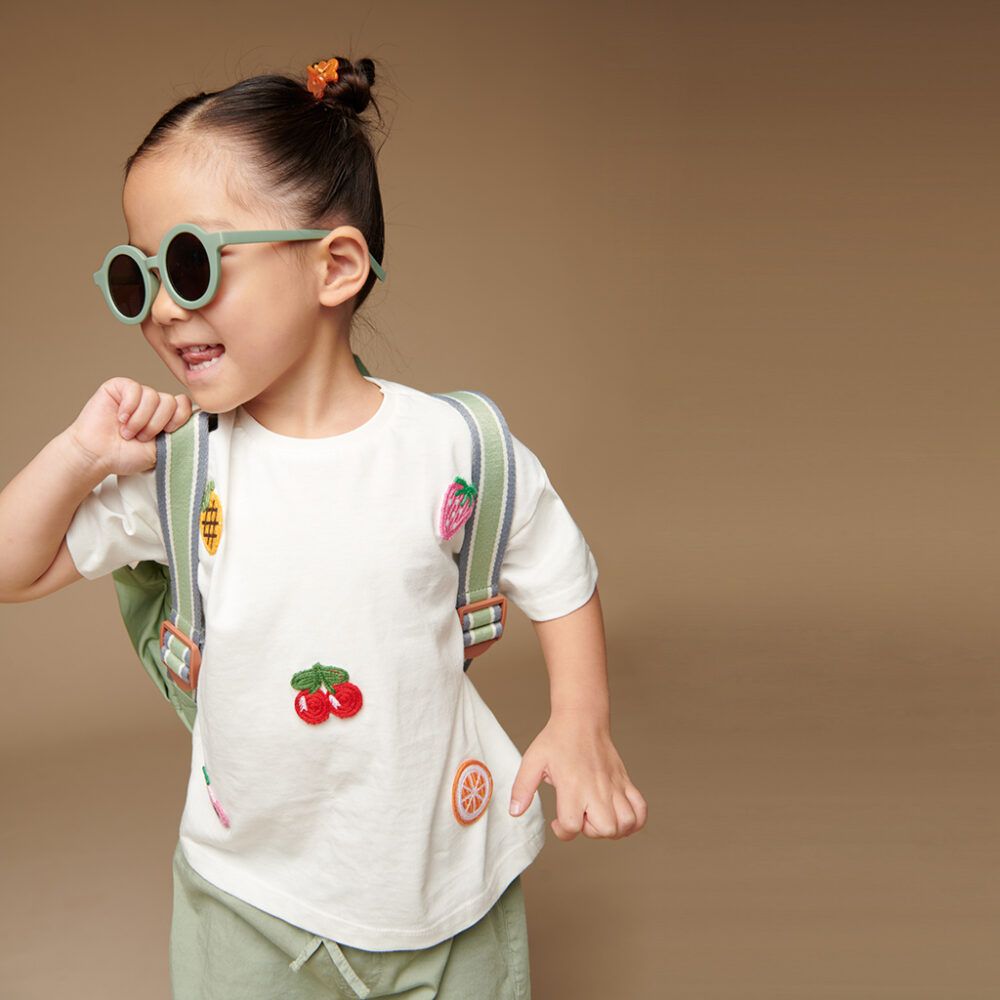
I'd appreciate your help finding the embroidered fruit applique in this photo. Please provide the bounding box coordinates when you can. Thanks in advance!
[291,663,363,725]
[202,766,230,829]
[452,759,493,825]
[440,477,478,540]
[200,481,222,554]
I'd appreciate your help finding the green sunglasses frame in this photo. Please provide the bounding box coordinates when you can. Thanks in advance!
[93,223,387,325]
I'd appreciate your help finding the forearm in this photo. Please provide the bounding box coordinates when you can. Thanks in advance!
[513,586,647,839]
[532,587,611,729]
[0,430,103,600]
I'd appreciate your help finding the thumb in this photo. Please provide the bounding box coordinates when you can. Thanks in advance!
[509,753,546,818]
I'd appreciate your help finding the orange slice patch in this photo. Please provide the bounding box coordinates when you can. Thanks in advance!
[452,760,493,825]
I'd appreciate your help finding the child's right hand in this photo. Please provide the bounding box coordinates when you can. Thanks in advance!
[0,379,191,602]
[68,377,193,478]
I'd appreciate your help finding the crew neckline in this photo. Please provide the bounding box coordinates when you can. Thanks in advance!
[233,378,393,449]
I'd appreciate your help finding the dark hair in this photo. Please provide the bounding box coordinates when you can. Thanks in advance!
[127,58,385,309]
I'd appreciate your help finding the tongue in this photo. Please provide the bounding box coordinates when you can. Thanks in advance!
[181,345,225,365]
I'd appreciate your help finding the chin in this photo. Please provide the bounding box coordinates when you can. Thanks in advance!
[195,395,242,415]
[181,384,235,415]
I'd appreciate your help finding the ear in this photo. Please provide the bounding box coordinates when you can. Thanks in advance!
[315,226,372,308]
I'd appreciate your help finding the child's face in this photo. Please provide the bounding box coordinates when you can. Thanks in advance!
[122,141,326,415]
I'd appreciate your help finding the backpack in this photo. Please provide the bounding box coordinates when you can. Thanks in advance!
[110,373,517,732]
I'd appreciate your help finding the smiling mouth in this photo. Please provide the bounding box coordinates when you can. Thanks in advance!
[178,344,225,372]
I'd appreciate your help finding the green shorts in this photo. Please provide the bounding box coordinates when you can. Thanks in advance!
[170,845,531,1000]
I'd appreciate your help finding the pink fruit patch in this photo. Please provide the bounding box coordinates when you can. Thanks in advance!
[440,477,478,540]
[202,766,230,829]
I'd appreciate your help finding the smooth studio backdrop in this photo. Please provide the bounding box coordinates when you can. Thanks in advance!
[1,2,996,998]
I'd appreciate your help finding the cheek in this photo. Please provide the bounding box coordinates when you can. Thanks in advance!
[141,325,162,354]
[141,326,179,367]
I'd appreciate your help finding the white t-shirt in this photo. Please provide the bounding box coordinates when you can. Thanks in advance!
[66,379,598,950]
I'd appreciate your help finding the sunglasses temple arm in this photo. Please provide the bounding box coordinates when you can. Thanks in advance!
[214,232,385,282]
[216,230,330,246]
[368,255,387,282]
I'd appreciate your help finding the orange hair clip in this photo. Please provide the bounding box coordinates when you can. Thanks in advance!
[307,59,339,99]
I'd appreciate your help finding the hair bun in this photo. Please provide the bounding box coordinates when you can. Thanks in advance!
[313,56,376,116]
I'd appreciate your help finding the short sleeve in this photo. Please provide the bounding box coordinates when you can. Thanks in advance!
[499,437,598,622]
[65,469,165,580]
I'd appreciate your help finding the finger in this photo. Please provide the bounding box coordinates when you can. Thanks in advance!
[134,393,178,442]
[550,812,584,842]
[578,799,622,840]
[610,794,640,839]
[625,785,648,834]
[111,378,143,425]
[163,395,194,433]
[509,756,545,818]
[119,386,162,440]
[550,785,586,842]
[578,783,647,840]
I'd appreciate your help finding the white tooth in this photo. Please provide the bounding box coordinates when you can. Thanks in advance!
[189,356,221,372]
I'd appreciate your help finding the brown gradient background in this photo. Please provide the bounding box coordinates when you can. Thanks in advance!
[0,1,996,997]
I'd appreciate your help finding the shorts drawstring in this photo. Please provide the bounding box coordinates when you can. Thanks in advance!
[289,934,372,999]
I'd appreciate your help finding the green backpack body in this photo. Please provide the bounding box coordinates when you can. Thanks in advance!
[112,379,516,732]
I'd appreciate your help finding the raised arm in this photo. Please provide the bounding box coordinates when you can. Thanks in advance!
[508,587,647,840]
[0,378,191,602]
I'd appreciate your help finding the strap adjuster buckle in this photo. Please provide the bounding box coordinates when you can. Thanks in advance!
[159,620,202,693]
[457,594,507,659]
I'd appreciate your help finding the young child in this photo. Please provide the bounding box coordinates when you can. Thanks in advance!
[0,57,646,999]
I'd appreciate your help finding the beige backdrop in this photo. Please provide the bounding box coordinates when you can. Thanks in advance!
[1,1,997,998]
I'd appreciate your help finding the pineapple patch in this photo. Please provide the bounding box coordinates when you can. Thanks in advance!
[291,663,363,725]
[200,481,222,554]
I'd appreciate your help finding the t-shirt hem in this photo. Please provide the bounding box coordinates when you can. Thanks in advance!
[179,827,547,951]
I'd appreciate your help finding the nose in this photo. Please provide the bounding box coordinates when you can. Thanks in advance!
[149,274,193,325]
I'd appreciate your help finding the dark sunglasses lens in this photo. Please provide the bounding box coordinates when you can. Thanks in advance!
[166,231,211,302]
[108,254,146,318]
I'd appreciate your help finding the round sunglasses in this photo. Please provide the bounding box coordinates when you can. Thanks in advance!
[93,223,387,325]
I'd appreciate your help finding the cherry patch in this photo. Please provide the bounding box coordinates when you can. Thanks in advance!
[291,664,363,724]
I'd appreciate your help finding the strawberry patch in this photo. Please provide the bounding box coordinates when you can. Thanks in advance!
[440,477,478,540]
[202,766,230,828]
[291,664,363,724]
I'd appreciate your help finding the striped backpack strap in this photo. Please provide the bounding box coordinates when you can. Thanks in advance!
[436,391,517,666]
[155,410,210,694]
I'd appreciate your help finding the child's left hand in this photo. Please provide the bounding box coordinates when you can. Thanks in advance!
[510,716,647,840]
[506,588,647,840]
